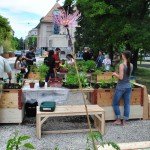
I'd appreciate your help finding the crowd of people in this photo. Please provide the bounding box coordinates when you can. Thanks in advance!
[12,46,122,81]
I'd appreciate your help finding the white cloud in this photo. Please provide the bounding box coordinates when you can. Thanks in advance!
[0,0,65,38]
[0,0,64,16]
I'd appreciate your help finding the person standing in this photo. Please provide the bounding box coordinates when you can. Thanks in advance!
[112,50,121,71]
[44,50,57,82]
[96,50,105,68]
[25,47,35,77]
[53,47,61,70]
[66,54,75,65]
[14,55,25,74]
[102,54,111,71]
[112,50,133,126]
[82,47,91,61]
[0,56,12,98]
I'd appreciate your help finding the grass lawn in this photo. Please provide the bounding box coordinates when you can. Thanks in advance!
[136,66,150,94]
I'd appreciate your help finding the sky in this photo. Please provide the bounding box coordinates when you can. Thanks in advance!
[0,0,64,39]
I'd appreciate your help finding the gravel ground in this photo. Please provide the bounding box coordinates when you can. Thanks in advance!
[0,93,150,150]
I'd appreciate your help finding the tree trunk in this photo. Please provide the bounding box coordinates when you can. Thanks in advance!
[131,50,139,75]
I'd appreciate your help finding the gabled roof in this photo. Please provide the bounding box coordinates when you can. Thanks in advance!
[41,3,61,23]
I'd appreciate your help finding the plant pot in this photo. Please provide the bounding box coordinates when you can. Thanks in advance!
[2,53,9,58]
[39,81,45,87]
[9,52,15,57]
[29,82,35,88]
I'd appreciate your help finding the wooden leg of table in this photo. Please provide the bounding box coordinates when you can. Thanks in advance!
[101,112,105,135]
[94,115,101,133]
[36,114,41,139]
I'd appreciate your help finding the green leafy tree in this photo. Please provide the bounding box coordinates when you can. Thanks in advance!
[0,15,11,45]
[74,0,150,72]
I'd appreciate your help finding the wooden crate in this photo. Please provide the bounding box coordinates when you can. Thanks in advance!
[95,86,143,107]
[87,83,149,120]
[92,72,114,82]
[28,72,40,80]
[0,89,24,123]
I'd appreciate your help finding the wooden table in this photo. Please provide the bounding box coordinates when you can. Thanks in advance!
[36,105,105,139]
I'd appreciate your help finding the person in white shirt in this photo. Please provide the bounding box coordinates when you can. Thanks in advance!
[14,55,25,74]
[0,56,12,80]
[102,54,111,71]
[0,56,12,99]
[66,54,75,65]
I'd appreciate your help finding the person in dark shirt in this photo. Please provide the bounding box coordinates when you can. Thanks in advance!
[82,47,91,61]
[25,47,36,78]
[96,50,105,68]
[44,50,57,82]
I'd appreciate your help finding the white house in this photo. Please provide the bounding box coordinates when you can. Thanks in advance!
[36,2,76,55]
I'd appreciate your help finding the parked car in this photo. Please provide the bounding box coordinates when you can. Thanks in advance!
[14,50,22,57]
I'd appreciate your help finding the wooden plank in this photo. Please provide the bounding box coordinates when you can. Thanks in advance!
[97,141,150,150]
[102,105,143,120]
[42,129,98,134]
[0,106,24,123]
[37,105,104,115]
[0,90,18,108]
[142,86,149,119]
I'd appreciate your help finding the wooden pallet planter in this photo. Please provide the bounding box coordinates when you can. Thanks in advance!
[97,141,150,150]
[92,72,114,82]
[36,105,105,139]
[0,89,24,123]
[28,72,40,80]
[87,83,149,120]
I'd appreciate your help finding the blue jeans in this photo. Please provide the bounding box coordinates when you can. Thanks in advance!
[45,73,55,82]
[112,87,132,120]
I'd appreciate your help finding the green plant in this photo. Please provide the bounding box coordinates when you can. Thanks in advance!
[38,63,49,81]
[108,77,116,88]
[95,69,102,75]
[86,60,96,71]
[86,132,120,150]
[130,80,135,88]
[99,79,107,88]
[65,74,79,85]
[30,64,38,72]
[2,39,11,53]
[6,131,35,150]
[99,66,105,72]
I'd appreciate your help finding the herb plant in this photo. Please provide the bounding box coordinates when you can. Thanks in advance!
[6,131,35,150]
[86,132,120,150]
[38,63,49,81]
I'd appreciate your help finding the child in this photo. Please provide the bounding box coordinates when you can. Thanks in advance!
[102,55,111,71]
[59,59,67,72]
[21,58,28,77]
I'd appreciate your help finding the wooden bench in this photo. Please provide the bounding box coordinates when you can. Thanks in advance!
[36,105,105,139]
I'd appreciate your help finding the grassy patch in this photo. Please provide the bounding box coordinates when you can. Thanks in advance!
[136,67,150,94]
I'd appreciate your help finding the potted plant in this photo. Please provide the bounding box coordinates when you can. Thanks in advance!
[2,39,11,58]
[29,80,35,88]
[38,63,49,87]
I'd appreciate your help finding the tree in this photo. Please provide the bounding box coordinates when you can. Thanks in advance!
[74,0,150,72]
[0,15,11,45]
